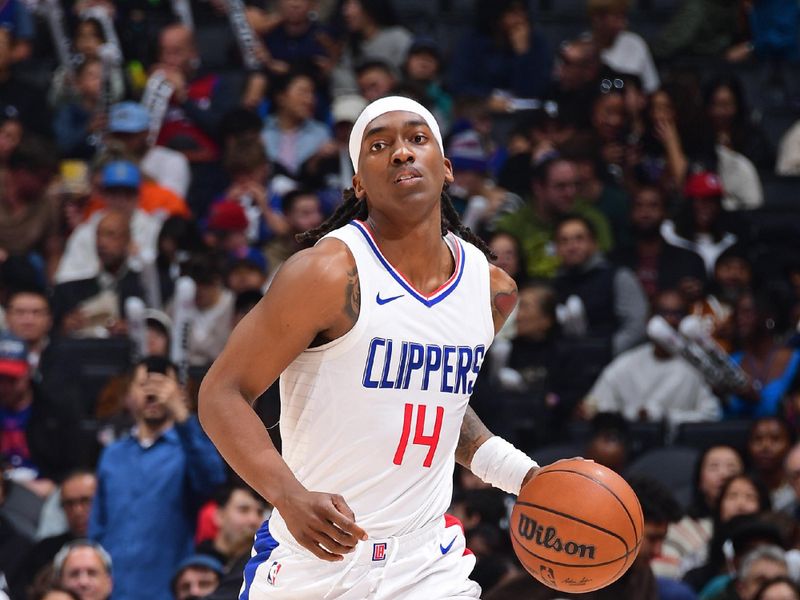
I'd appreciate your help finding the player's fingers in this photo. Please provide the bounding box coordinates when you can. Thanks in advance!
[313,527,356,554]
[329,495,368,541]
[298,533,343,562]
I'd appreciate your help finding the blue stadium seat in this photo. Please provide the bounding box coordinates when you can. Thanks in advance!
[759,110,798,150]
[673,420,753,453]
[760,174,800,210]
[626,446,699,508]
[531,441,587,466]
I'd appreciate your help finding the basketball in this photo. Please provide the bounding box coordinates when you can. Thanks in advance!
[510,459,644,593]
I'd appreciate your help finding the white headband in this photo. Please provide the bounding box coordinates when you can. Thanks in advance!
[348,96,443,173]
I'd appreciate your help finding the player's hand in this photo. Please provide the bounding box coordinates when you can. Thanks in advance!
[279,490,368,562]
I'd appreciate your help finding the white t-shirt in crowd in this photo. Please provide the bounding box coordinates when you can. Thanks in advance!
[141,146,191,199]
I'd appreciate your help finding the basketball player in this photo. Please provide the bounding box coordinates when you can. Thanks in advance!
[198,97,540,598]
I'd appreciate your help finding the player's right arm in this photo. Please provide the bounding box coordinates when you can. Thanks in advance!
[198,238,368,562]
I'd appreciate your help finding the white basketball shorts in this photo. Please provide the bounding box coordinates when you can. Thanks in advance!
[239,514,482,599]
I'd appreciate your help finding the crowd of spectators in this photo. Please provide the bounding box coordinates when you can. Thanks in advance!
[0,0,800,598]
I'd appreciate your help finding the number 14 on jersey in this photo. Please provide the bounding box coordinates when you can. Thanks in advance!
[393,403,444,467]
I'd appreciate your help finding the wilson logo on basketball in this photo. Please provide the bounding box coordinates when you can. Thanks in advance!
[517,514,596,560]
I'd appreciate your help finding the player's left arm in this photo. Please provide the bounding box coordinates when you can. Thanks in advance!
[453,265,538,494]
[489,264,518,334]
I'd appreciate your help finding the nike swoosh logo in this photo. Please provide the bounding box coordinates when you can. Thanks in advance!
[376,293,404,305]
[440,536,456,555]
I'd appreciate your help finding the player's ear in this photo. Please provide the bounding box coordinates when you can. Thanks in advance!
[352,173,366,199]
[443,158,454,185]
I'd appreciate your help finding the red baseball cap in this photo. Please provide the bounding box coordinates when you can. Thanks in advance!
[684,171,724,198]
[207,201,248,233]
[0,333,29,378]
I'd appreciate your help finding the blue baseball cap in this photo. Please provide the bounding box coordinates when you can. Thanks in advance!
[101,161,141,189]
[109,102,149,134]
[0,332,29,378]
[173,554,224,580]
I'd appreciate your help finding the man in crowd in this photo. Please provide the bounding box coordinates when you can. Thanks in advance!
[54,540,113,600]
[55,161,162,286]
[196,481,266,567]
[171,554,223,600]
[11,470,97,597]
[0,136,60,277]
[4,287,52,372]
[627,476,700,600]
[495,156,612,279]
[0,332,81,484]
[264,189,323,280]
[582,289,721,425]
[89,356,225,599]
[52,211,146,337]
[553,214,647,357]
[196,481,267,597]
[611,185,706,304]
[107,102,190,200]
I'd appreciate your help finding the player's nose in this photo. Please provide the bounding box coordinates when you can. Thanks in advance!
[391,142,415,164]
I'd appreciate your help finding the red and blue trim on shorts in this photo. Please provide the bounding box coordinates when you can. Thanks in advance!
[240,520,280,599]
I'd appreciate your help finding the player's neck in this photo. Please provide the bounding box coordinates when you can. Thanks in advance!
[364,215,453,294]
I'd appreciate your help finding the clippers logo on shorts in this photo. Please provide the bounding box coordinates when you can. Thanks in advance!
[517,514,596,559]
[372,543,387,561]
[266,561,281,585]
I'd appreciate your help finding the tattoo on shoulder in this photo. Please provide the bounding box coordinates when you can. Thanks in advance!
[492,288,518,322]
[344,266,360,324]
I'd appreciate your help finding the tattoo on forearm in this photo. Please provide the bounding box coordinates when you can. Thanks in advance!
[455,406,493,468]
[344,266,360,324]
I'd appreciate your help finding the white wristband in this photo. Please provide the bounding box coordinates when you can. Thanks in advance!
[469,436,538,495]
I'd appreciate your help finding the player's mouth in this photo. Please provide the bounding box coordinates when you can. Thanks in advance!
[394,167,422,185]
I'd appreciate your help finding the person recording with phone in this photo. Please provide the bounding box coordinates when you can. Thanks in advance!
[89,356,226,600]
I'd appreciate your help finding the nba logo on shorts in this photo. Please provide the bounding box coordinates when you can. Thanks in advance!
[267,561,281,585]
[372,543,387,561]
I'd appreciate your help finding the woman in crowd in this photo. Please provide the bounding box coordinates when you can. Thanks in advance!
[745,416,795,511]
[703,75,774,170]
[331,0,411,95]
[52,58,105,159]
[754,577,800,600]
[260,69,332,179]
[661,171,738,274]
[658,445,746,579]
[728,295,800,418]
[683,473,772,593]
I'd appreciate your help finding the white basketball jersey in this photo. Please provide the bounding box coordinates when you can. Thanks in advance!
[270,220,495,542]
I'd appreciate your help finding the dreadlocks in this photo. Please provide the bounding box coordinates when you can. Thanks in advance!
[296,188,497,261]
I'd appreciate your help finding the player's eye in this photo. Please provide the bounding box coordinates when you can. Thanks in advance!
[412,134,428,144]
[370,141,387,152]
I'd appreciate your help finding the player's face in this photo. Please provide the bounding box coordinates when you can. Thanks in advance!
[353,111,453,221]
